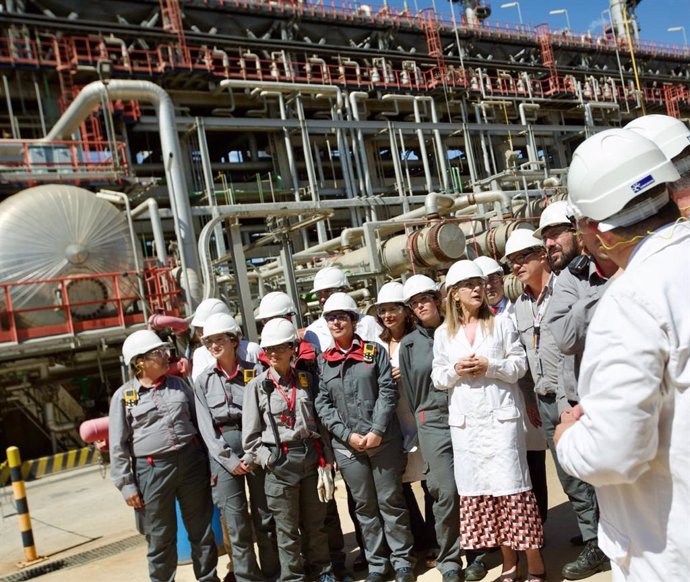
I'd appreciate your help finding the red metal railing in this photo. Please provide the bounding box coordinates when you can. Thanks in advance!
[0,266,182,344]
[0,139,129,185]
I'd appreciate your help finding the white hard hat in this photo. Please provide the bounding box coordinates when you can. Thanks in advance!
[260,318,299,348]
[445,260,485,288]
[322,292,358,315]
[503,228,544,261]
[473,256,503,277]
[625,114,690,160]
[257,291,296,320]
[402,275,438,303]
[201,313,241,339]
[312,267,349,293]
[122,330,168,366]
[191,298,230,328]
[375,282,405,305]
[533,200,572,239]
[567,129,679,227]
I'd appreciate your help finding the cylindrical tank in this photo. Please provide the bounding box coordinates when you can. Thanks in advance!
[0,185,140,328]
[332,221,467,277]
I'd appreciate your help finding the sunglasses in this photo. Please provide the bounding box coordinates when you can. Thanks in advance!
[507,248,542,267]
[263,342,295,353]
[324,312,352,324]
[145,348,170,360]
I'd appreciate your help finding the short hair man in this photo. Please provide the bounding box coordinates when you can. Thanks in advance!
[506,229,607,579]
[556,128,688,581]
[533,200,581,273]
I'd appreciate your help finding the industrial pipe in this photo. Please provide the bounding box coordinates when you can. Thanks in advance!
[148,314,190,334]
[131,197,168,265]
[518,103,541,170]
[41,80,199,276]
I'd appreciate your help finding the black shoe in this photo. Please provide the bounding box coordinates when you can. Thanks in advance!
[333,564,353,582]
[561,540,609,580]
[365,574,386,582]
[222,572,237,582]
[569,534,585,546]
[395,567,416,582]
[442,569,463,582]
[353,551,368,571]
[464,558,488,581]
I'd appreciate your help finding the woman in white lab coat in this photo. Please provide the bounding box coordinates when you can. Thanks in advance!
[431,260,545,582]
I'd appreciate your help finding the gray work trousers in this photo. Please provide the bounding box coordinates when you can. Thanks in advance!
[336,437,414,574]
[416,415,462,574]
[211,430,280,582]
[538,394,599,541]
[134,442,219,582]
[264,441,331,582]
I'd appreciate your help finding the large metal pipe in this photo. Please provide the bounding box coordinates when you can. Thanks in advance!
[131,198,168,265]
[349,91,377,220]
[519,103,541,170]
[42,80,199,275]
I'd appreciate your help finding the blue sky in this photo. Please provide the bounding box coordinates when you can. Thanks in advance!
[404,0,690,46]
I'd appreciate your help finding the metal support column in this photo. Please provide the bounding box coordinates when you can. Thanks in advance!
[228,223,258,342]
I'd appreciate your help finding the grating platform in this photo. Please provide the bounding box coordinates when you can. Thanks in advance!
[0,535,143,582]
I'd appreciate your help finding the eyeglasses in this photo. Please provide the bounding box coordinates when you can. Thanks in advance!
[507,248,542,267]
[485,274,503,286]
[408,293,436,308]
[324,312,352,324]
[264,342,294,353]
[203,335,237,348]
[456,278,485,289]
[145,348,170,360]
[376,304,404,316]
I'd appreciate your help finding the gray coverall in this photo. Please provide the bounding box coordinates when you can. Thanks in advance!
[109,375,219,582]
[193,362,280,582]
[514,282,599,543]
[315,337,415,576]
[242,367,333,582]
[398,323,461,575]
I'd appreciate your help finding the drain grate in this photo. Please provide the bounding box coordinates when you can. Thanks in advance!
[0,535,144,582]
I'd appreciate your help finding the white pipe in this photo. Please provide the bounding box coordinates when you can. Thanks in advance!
[45,402,76,433]
[518,103,541,170]
[43,80,198,275]
[131,198,168,265]
[349,90,377,220]
[220,78,343,109]
[428,98,451,193]
[101,35,130,70]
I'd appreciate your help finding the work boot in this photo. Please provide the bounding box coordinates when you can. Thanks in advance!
[441,569,463,582]
[222,572,237,582]
[464,557,488,581]
[353,550,368,571]
[394,566,416,582]
[317,574,337,582]
[333,564,353,582]
[364,573,386,582]
[561,540,609,580]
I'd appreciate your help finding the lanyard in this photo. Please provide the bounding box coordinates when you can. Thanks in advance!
[268,369,297,428]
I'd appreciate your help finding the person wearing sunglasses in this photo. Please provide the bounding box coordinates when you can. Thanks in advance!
[303,266,382,353]
[507,227,607,578]
[109,329,220,582]
[242,318,336,582]
[315,293,416,582]
[431,260,545,582]
[193,313,280,582]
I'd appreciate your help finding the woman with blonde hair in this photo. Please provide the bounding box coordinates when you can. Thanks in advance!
[431,261,546,582]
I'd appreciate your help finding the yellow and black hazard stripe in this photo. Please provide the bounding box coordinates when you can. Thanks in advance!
[0,447,100,486]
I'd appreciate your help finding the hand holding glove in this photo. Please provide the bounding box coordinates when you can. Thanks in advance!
[317,464,335,503]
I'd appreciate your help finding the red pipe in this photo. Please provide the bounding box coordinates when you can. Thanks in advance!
[148,314,189,334]
[79,417,109,451]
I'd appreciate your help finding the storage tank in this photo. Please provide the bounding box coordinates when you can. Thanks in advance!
[0,185,140,328]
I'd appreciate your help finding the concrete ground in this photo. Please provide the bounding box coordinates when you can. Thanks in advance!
[0,456,611,582]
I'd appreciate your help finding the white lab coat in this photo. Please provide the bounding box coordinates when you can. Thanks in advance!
[191,339,260,383]
[432,315,530,496]
[557,221,690,582]
[303,314,382,352]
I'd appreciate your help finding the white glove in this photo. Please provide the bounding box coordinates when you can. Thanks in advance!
[317,464,335,503]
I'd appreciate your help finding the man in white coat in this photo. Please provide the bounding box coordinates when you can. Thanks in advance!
[555,128,690,581]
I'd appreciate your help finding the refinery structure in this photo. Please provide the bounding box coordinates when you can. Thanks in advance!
[0,0,688,459]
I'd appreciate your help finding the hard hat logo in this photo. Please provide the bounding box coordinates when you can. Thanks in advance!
[631,175,655,194]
